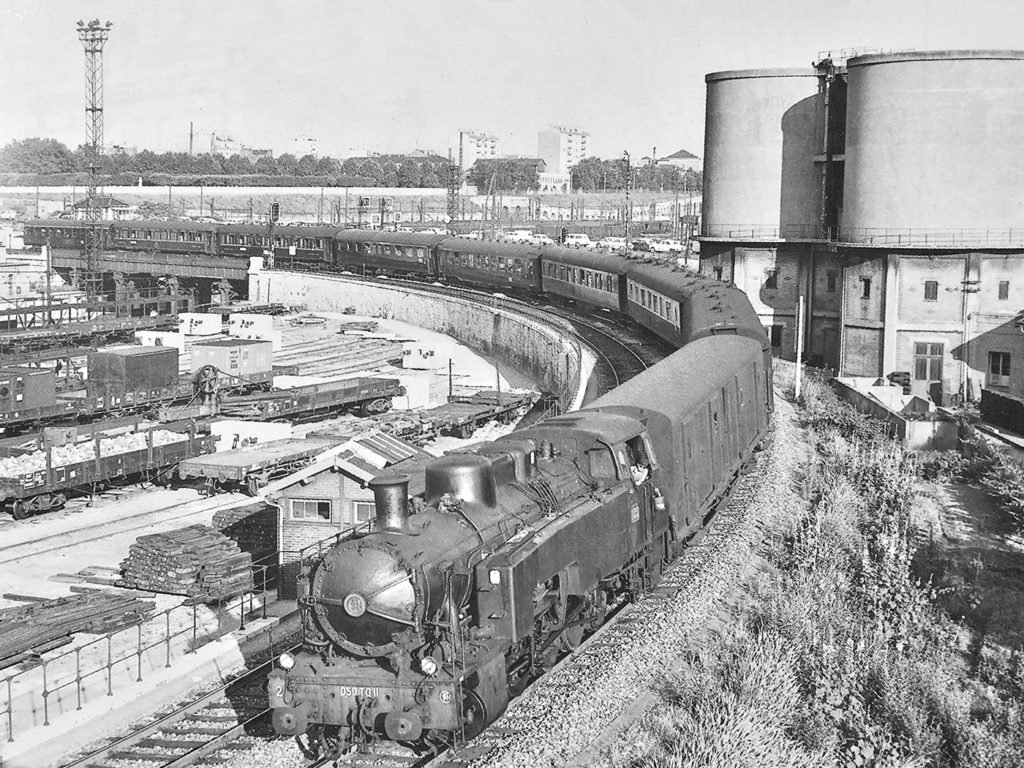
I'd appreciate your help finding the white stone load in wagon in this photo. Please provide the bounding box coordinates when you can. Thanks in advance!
[0,429,188,478]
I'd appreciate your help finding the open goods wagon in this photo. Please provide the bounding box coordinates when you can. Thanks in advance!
[177,436,344,496]
[0,424,215,519]
[216,376,405,422]
[346,390,538,444]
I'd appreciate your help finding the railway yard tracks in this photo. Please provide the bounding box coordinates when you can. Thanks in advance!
[61,648,297,768]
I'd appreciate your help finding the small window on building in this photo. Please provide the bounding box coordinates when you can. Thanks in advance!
[826,270,838,293]
[351,500,376,523]
[924,281,938,301]
[764,269,779,289]
[765,325,783,348]
[913,343,944,382]
[989,351,1011,378]
[860,277,872,299]
[999,281,1010,300]
[291,499,332,521]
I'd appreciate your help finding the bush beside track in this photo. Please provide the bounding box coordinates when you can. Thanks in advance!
[609,365,1024,768]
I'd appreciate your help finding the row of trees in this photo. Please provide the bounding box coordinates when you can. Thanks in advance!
[570,156,701,193]
[0,138,454,187]
[0,138,702,192]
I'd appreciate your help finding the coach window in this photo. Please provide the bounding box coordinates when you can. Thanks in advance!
[860,277,872,299]
[999,281,1010,300]
[765,269,779,289]
[713,266,723,281]
[924,281,938,302]
[826,270,838,293]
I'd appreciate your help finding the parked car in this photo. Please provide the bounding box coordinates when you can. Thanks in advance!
[563,233,593,247]
[631,239,654,252]
[420,227,447,235]
[597,236,628,252]
[648,240,676,254]
[498,229,535,244]
[665,239,686,253]
[529,233,555,246]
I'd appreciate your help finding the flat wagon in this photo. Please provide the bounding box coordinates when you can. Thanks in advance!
[176,437,344,496]
[216,376,405,421]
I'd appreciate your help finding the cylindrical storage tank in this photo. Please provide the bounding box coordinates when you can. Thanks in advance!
[843,51,1024,246]
[703,68,822,239]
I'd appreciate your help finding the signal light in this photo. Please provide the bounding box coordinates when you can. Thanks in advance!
[270,202,281,223]
[278,652,295,670]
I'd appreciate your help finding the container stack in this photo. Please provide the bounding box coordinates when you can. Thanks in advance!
[119,524,254,602]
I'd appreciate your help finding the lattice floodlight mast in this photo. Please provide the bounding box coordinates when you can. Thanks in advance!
[76,19,113,298]
[447,155,460,236]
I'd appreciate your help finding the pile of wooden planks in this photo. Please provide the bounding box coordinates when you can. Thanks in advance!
[120,524,254,602]
[213,502,277,560]
[0,591,156,669]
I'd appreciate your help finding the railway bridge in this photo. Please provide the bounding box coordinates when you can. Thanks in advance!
[46,245,251,305]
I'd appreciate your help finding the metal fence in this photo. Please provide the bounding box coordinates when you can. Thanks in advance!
[0,555,279,744]
[701,223,1024,248]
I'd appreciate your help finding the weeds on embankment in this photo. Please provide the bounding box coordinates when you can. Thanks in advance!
[614,367,1024,768]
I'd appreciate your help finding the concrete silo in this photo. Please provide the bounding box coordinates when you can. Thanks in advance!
[702,68,823,239]
[842,50,1024,246]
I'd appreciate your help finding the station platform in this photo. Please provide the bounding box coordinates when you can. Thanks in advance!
[1,596,299,768]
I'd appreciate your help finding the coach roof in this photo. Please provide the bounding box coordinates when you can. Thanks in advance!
[541,245,629,274]
[438,238,541,258]
[335,229,447,247]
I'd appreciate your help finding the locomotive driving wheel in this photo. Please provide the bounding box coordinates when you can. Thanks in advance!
[461,690,487,741]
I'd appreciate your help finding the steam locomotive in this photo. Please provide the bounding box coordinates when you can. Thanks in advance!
[267,271,772,755]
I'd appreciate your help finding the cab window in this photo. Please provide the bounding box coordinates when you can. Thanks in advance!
[587,446,618,481]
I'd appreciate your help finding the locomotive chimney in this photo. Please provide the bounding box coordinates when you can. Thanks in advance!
[369,471,410,532]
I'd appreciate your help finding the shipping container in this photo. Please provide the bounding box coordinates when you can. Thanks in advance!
[191,338,274,386]
[86,346,181,411]
[0,368,57,414]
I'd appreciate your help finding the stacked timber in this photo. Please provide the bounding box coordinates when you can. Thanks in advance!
[120,524,254,602]
[213,503,277,559]
[0,591,156,668]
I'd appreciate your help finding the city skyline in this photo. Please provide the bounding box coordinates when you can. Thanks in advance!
[1,0,1021,161]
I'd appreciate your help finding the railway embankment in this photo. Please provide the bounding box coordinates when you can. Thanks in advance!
[603,364,1024,768]
[249,269,589,411]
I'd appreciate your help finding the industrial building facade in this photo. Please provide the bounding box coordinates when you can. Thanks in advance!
[698,51,1024,404]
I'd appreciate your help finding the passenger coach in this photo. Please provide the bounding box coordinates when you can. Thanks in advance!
[333,230,445,276]
[437,238,541,291]
[218,223,338,269]
[539,246,627,312]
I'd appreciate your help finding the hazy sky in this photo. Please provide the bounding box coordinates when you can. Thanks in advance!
[1,0,1022,160]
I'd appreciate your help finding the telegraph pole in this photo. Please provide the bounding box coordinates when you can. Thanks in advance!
[76,19,113,300]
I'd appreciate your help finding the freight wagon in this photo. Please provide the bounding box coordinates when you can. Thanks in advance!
[0,423,215,519]
[176,437,344,496]
[216,377,405,421]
